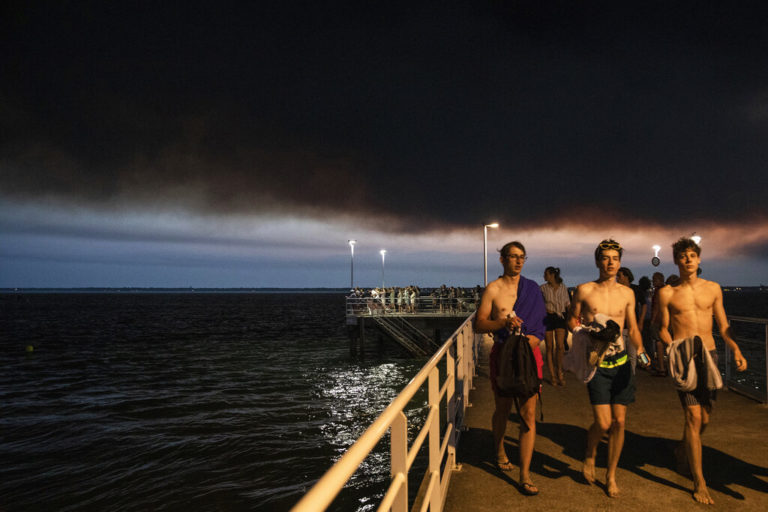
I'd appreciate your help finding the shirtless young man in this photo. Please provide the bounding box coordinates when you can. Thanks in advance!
[475,241,546,496]
[567,239,649,498]
[657,237,747,505]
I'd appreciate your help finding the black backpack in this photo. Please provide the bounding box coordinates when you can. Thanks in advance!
[496,331,543,426]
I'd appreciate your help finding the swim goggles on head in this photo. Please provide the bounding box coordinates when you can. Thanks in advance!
[598,241,622,251]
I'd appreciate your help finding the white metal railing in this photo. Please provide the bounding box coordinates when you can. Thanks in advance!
[291,314,479,512]
[345,297,478,316]
[723,315,768,403]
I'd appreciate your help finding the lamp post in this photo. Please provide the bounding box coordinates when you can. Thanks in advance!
[483,223,499,286]
[348,240,356,289]
[380,249,387,288]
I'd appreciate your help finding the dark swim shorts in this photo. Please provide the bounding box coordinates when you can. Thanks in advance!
[678,350,718,410]
[587,352,635,405]
[544,312,567,331]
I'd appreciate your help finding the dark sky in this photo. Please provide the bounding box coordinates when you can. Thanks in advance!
[2,1,768,286]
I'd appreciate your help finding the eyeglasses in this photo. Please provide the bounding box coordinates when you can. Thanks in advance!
[598,241,622,251]
[505,254,527,261]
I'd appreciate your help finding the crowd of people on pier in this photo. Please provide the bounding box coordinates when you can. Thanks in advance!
[475,238,747,504]
[347,285,482,314]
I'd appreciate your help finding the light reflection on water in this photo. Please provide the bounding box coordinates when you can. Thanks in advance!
[313,361,428,510]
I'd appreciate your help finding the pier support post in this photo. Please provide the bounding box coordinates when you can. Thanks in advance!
[358,317,366,358]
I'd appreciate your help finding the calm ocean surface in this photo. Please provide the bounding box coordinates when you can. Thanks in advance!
[1,291,766,511]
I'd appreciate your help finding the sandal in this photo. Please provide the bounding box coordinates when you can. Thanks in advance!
[520,481,539,496]
[496,458,514,472]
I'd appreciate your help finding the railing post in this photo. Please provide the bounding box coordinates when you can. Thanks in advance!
[463,326,472,404]
[427,367,441,511]
[445,339,457,469]
[456,333,465,382]
[390,412,408,512]
[725,331,732,386]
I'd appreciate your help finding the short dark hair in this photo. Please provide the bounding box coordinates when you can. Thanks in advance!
[594,239,623,262]
[672,237,701,260]
[618,267,634,283]
[499,241,526,258]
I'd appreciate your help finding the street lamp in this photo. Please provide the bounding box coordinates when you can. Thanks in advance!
[483,223,499,286]
[652,244,661,267]
[380,249,387,288]
[348,240,356,289]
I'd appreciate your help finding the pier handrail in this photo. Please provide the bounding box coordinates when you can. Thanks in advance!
[291,313,479,512]
[723,315,768,403]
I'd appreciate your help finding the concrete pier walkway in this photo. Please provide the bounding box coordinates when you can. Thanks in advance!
[445,336,768,512]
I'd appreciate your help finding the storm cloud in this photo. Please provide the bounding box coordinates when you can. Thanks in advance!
[3,1,768,233]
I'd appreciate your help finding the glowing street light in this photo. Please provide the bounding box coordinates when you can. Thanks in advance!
[691,235,702,245]
[348,240,356,289]
[483,223,499,286]
[380,249,387,288]
[652,245,661,267]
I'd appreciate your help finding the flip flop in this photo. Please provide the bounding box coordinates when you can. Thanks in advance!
[496,459,514,472]
[520,482,539,496]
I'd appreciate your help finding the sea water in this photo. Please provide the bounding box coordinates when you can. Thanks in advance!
[1,293,424,511]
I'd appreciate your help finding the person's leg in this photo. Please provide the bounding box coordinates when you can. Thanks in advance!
[605,404,627,497]
[492,393,516,470]
[518,394,539,494]
[683,404,714,504]
[584,404,611,483]
[544,330,556,385]
[655,338,667,374]
[555,328,566,384]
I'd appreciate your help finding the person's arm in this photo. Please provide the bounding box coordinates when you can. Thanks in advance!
[566,286,583,332]
[712,284,747,371]
[639,302,648,327]
[474,285,506,333]
[657,287,674,346]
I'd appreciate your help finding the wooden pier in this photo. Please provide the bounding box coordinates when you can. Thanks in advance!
[346,297,476,357]
[444,335,768,511]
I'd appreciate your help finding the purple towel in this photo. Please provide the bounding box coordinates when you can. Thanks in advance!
[494,275,546,341]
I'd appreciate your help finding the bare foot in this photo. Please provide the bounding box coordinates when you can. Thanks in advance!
[606,478,620,498]
[582,459,595,484]
[693,484,714,505]
[674,443,691,477]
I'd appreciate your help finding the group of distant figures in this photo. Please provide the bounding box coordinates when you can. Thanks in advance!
[347,285,482,315]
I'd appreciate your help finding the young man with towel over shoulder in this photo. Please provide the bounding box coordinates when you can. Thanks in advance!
[567,239,650,499]
[657,237,747,505]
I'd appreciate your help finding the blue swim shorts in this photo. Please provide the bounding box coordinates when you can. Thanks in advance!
[587,352,635,405]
